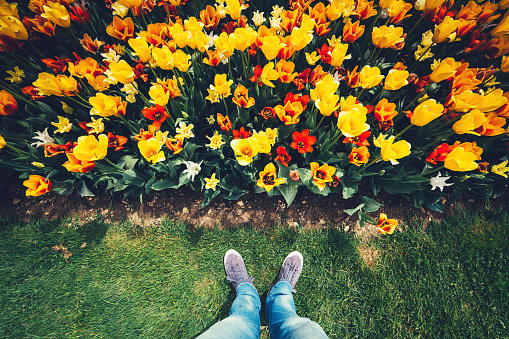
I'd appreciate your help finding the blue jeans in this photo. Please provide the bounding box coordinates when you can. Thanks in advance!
[197,281,328,339]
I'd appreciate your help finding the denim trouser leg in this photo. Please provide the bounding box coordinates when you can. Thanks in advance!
[197,283,261,339]
[266,281,329,339]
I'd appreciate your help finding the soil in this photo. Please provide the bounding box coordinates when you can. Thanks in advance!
[2,181,507,237]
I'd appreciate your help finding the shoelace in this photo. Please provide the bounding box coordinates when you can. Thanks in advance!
[227,263,254,284]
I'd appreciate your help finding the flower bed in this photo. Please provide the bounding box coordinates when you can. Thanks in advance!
[0,0,508,214]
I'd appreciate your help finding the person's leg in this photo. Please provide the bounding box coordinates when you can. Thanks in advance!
[197,250,261,339]
[266,252,328,339]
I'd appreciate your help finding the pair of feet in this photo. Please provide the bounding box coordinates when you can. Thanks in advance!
[223,249,303,292]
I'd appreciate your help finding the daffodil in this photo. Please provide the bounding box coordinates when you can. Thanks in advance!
[491,160,509,178]
[51,116,72,134]
[206,131,225,149]
[205,173,220,190]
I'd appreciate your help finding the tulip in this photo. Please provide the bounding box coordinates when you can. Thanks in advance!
[475,113,506,136]
[477,89,508,113]
[0,15,28,40]
[232,84,255,108]
[211,74,233,97]
[310,162,336,191]
[359,66,384,89]
[491,14,509,38]
[315,92,340,116]
[310,74,339,101]
[377,213,398,235]
[429,57,462,82]
[28,15,57,37]
[349,146,370,166]
[117,0,143,8]
[260,35,284,60]
[290,25,313,51]
[433,16,460,43]
[0,133,6,150]
[89,93,127,117]
[275,60,297,83]
[128,37,152,63]
[424,0,446,10]
[73,134,108,162]
[231,138,259,166]
[33,72,63,96]
[62,153,96,173]
[409,99,444,126]
[374,98,398,126]
[384,69,409,90]
[257,163,286,192]
[330,43,350,67]
[138,138,165,163]
[149,83,170,106]
[451,90,482,112]
[0,89,17,115]
[372,25,405,49]
[444,147,478,171]
[499,0,509,10]
[107,60,134,84]
[106,16,134,41]
[80,33,104,53]
[68,58,101,79]
[233,27,257,52]
[259,62,279,87]
[41,1,70,27]
[375,135,411,164]
[23,175,52,196]
[337,104,370,137]
[172,49,192,71]
[214,32,235,58]
[200,5,221,30]
[225,0,243,20]
[502,55,509,73]
[452,109,487,135]
[152,45,174,70]
[343,19,365,43]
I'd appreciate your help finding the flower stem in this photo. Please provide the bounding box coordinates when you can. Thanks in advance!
[364,155,382,169]
[393,124,412,139]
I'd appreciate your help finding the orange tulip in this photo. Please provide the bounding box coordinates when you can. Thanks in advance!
[377,213,398,234]
[343,20,365,43]
[0,89,17,115]
[106,16,134,42]
[232,84,255,108]
[349,146,370,166]
[23,175,52,196]
[310,162,336,191]
[62,153,96,173]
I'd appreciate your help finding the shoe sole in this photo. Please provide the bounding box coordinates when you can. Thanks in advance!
[224,249,243,268]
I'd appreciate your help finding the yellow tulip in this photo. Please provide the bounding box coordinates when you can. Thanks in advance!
[444,147,478,171]
[138,138,165,163]
[73,134,108,162]
[214,32,235,58]
[225,0,244,20]
[337,104,370,137]
[51,116,72,133]
[410,99,444,126]
[230,138,259,166]
[429,57,461,82]
[315,92,340,116]
[330,43,350,67]
[359,66,384,89]
[89,93,127,117]
[149,82,170,106]
[128,37,152,63]
[477,89,508,113]
[210,74,233,97]
[502,56,509,73]
[257,163,286,192]
[424,0,446,10]
[491,14,509,38]
[372,25,405,49]
[374,135,411,165]
[310,162,337,191]
[310,74,339,101]
[260,35,284,60]
[384,69,409,90]
[152,45,174,70]
[433,16,460,43]
[41,1,70,27]
[451,90,482,112]
[107,60,134,84]
[0,133,5,150]
[33,72,63,96]
[452,109,487,135]
[259,62,279,88]
[0,15,28,40]
[290,18,313,51]
[68,58,100,79]
[232,27,257,52]
[173,49,191,72]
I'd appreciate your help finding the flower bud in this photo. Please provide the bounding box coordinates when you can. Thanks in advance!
[290,169,300,181]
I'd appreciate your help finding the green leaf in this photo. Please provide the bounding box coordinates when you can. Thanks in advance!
[297,168,312,184]
[342,180,358,199]
[380,180,422,194]
[278,183,298,206]
[359,196,382,212]
[344,203,365,216]
[151,178,179,190]
[77,181,95,197]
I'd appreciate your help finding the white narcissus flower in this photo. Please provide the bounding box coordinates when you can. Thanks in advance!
[31,127,55,147]
[252,11,265,26]
[183,161,203,181]
[430,172,453,192]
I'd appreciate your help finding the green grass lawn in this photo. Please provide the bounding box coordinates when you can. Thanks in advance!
[1,208,508,338]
